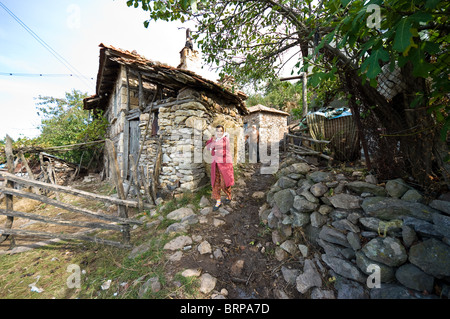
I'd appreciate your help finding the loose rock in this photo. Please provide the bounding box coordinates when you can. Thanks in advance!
[198,241,212,255]
[310,182,328,197]
[346,181,386,197]
[322,254,366,283]
[385,178,410,198]
[429,199,450,215]
[319,226,351,248]
[163,235,193,251]
[296,259,322,294]
[293,195,319,213]
[167,207,195,220]
[182,268,202,277]
[231,260,245,277]
[280,240,298,255]
[273,189,295,214]
[395,263,434,292]
[329,194,361,210]
[361,237,407,267]
[409,238,450,278]
[199,273,217,294]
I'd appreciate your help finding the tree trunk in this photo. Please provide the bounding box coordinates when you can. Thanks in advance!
[336,59,443,187]
[399,62,437,186]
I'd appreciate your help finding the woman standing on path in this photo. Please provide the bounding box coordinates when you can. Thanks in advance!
[206,125,235,211]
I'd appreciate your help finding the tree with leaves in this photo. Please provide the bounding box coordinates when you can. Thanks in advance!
[128,0,449,188]
[1,90,107,168]
[247,79,304,113]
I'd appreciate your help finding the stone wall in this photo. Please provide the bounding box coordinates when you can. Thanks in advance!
[260,112,288,145]
[138,88,244,196]
[245,112,288,145]
[261,156,450,299]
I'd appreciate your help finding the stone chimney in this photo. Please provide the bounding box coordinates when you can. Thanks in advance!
[178,28,200,71]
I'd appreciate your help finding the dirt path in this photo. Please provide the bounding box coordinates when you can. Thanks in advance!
[167,162,303,299]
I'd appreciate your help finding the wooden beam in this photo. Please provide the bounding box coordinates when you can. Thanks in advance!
[18,151,35,180]
[0,171,153,210]
[302,72,308,117]
[151,139,162,201]
[138,71,144,110]
[105,139,130,244]
[129,154,143,210]
[279,73,305,81]
[0,227,131,249]
[140,166,154,205]
[47,158,61,201]
[39,153,50,183]
[105,140,126,201]
[0,135,14,244]
[288,145,334,161]
[0,187,142,225]
[42,140,105,151]
[285,133,330,144]
[0,140,105,155]
[0,209,124,232]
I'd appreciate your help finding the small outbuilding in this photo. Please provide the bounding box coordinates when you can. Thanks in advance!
[244,104,289,146]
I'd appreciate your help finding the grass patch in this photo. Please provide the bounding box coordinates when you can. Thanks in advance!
[0,231,196,299]
[0,180,212,299]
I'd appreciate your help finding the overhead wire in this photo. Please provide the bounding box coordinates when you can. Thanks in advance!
[0,72,94,80]
[0,2,94,91]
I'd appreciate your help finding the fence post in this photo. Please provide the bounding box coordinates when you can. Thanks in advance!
[105,139,130,245]
[0,135,15,245]
[129,154,143,211]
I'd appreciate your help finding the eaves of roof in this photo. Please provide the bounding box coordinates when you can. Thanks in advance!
[83,43,248,115]
[246,104,289,116]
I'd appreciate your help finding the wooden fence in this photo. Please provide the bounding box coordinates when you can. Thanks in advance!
[283,133,333,161]
[0,137,144,249]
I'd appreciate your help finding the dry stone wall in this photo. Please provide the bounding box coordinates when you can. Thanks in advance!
[138,89,244,195]
[261,156,450,299]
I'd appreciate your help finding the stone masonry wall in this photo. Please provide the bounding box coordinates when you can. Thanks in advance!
[261,156,450,299]
[259,113,288,145]
[245,112,288,145]
[138,89,244,196]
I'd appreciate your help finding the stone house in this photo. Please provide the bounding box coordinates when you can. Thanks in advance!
[83,43,247,197]
[244,104,289,146]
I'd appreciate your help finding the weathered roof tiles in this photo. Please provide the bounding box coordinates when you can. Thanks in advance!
[84,43,247,114]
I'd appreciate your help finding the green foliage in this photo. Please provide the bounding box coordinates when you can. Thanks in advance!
[360,48,390,80]
[33,89,108,165]
[0,135,45,164]
[127,0,449,139]
[0,89,108,166]
[323,0,450,137]
[247,79,303,112]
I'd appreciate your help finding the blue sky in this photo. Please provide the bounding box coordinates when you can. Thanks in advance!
[0,0,207,140]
